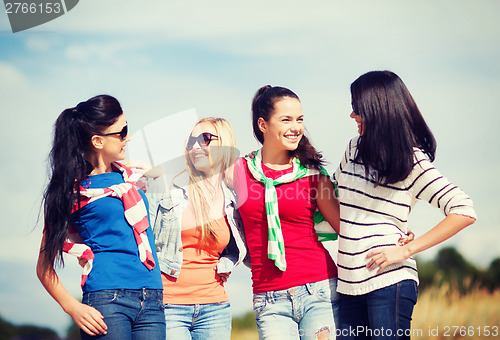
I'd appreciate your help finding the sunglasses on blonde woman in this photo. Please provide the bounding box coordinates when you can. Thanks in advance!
[187,132,219,150]
[100,125,128,141]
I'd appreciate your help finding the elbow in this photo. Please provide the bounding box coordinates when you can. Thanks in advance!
[36,256,46,282]
[329,220,340,234]
[465,215,476,227]
[449,213,476,232]
[36,254,54,285]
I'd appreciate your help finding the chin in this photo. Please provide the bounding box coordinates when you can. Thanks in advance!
[284,139,301,151]
[193,162,211,174]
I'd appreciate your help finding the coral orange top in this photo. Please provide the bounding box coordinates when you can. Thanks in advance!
[162,216,230,304]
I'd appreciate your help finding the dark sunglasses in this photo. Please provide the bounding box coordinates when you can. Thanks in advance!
[100,125,128,141]
[187,132,219,150]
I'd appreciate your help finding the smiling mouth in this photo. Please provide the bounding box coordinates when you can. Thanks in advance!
[192,152,208,161]
[284,134,301,141]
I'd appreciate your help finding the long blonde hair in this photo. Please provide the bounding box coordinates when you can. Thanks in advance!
[184,117,238,248]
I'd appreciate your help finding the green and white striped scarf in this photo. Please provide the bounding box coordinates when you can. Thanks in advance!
[245,149,338,271]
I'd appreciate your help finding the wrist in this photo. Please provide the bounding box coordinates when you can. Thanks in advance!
[402,244,414,259]
[62,297,79,315]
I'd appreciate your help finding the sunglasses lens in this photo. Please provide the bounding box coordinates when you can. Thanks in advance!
[187,136,197,149]
[120,125,128,140]
[202,133,212,146]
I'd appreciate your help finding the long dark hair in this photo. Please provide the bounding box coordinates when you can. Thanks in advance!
[251,85,324,169]
[41,95,123,271]
[351,71,436,185]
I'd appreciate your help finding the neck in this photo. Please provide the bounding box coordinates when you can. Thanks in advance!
[195,172,223,202]
[87,153,113,175]
[202,172,223,189]
[260,144,293,170]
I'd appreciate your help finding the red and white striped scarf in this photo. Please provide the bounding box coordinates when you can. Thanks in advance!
[63,162,155,287]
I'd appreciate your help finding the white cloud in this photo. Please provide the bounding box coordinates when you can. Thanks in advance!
[0,62,26,88]
[25,36,62,52]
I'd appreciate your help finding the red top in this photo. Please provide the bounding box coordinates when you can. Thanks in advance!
[234,158,337,294]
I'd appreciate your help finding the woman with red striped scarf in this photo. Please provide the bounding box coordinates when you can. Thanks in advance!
[36,95,165,339]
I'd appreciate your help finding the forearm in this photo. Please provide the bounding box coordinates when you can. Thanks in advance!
[404,214,475,258]
[36,258,80,314]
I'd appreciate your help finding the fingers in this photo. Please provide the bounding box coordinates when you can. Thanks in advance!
[217,272,231,283]
[407,229,415,241]
[398,230,415,246]
[366,250,388,274]
[77,257,88,268]
[76,306,107,336]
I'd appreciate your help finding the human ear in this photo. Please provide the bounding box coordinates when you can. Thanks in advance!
[257,117,267,134]
[91,135,104,150]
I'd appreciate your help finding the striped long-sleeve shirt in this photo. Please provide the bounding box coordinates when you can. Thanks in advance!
[332,137,477,295]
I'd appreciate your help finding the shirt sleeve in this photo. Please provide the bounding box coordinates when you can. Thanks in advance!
[407,149,477,219]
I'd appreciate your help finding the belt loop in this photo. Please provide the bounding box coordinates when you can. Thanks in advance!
[266,291,274,303]
[305,282,314,295]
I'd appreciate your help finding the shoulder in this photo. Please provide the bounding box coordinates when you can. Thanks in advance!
[234,157,249,177]
[235,157,247,168]
[348,136,360,153]
[411,147,434,171]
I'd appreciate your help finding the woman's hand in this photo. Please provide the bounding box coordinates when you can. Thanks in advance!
[218,272,231,283]
[67,301,108,336]
[77,256,88,268]
[365,245,411,274]
[245,151,256,159]
[397,228,415,246]
[123,160,164,178]
[123,160,151,173]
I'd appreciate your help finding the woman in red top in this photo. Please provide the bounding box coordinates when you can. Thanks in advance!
[233,85,341,339]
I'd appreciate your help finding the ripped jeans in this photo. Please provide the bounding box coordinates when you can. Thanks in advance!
[253,277,339,340]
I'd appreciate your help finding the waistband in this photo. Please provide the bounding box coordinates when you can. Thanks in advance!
[83,288,163,299]
[254,277,337,302]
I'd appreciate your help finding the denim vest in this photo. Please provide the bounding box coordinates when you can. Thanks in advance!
[147,177,248,279]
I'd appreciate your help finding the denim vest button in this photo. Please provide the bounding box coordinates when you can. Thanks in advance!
[170,269,176,275]
[178,247,183,252]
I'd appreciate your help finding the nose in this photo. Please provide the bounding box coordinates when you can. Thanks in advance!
[192,139,203,149]
[290,120,301,132]
[350,111,356,119]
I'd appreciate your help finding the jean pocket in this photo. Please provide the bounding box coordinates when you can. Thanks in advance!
[84,290,118,306]
[252,294,268,317]
[400,280,418,304]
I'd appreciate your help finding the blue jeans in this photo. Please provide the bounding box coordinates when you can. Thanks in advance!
[163,301,232,339]
[338,280,418,340]
[81,288,165,340]
[253,278,339,340]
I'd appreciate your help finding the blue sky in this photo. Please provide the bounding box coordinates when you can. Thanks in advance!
[1,0,499,336]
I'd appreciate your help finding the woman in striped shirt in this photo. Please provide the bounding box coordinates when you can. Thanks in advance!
[333,71,476,339]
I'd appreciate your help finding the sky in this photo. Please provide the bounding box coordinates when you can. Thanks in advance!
[0,0,499,336]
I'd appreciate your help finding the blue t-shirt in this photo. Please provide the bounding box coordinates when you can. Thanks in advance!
[72,171,162,292]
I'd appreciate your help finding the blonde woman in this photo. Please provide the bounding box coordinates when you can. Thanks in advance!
[147,118,247,339]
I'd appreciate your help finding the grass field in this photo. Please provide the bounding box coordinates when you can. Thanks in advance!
[230,284,500,340]
[412,283,499,339]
